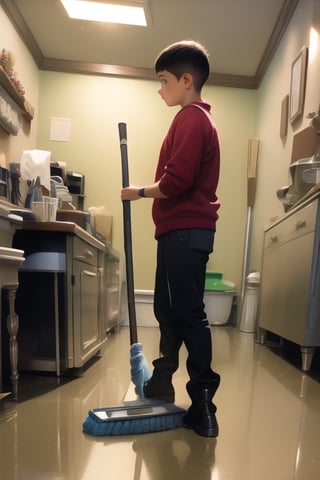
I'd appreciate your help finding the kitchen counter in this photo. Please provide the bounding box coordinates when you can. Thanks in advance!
[1,199,120,387]
[1,197,105,250]
[1,198,121,394]
[11,218,111,377]
[267,186,320,230]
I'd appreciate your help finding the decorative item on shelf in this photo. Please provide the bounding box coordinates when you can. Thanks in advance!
[307,106,320,134]
[0,49,25,97]
[0,84,21,135]
[0,49,34,126]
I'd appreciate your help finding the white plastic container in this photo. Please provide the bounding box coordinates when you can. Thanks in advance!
[204,290,235,325]
[134,290,157,327]
[240,272,260,333]
[120,290,157,327]
[122,281,236,328]
[204,272,236,325]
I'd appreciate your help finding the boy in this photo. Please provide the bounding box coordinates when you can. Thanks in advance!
[121,40,221,437]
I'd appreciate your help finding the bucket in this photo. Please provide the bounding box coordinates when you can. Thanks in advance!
[205,272,236,325]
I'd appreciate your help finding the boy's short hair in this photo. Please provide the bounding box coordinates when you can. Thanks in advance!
[155,40,210,91]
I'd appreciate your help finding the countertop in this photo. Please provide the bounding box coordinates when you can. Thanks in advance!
[19,220,106,251]
[0,199,105,251]
[265,187,320,231]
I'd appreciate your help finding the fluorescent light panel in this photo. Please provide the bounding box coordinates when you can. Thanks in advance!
[59,0,148,26]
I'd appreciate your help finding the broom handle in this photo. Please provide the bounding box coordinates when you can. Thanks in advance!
[239,139,259,318]
[119,122,138,345]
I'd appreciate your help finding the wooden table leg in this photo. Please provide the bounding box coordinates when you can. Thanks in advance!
[5,285,19,400]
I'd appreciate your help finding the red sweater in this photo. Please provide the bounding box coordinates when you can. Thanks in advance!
[152,101,220,238]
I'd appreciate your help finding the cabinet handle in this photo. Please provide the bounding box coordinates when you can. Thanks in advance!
[83,248,94,258]
[83,269,97,277]
[75,249,94,261]
[270,235,278,244]
[295,219,306,230]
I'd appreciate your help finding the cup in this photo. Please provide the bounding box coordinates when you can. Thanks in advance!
[31,201,46,221]
[31,197,58,221]
[44,196,58,221]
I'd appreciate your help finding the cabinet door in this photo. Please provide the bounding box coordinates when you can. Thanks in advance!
[73,260,100,367]
[259,231,314,345]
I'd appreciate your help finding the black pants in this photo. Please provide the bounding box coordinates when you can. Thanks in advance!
[153,229,220,400]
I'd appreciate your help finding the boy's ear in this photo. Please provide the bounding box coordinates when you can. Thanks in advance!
[182,72,194,89]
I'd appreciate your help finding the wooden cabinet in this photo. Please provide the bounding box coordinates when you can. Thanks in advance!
[258,196,320,371]
[12,224,109,375]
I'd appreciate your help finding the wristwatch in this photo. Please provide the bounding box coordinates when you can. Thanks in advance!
[138,187,146,198]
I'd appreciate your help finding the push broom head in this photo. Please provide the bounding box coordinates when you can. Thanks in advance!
[83,403,186,436]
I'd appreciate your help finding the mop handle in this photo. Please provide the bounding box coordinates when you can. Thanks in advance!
[119,122,138,345]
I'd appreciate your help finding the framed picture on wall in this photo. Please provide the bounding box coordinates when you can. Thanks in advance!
[289,46,308,123]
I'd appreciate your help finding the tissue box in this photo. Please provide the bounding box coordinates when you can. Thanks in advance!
[89,206,113,242]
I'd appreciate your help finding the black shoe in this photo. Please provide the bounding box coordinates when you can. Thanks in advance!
[143,376,175,403]
[183,400,219,438]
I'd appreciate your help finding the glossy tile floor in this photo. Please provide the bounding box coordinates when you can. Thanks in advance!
[1,326,320,480]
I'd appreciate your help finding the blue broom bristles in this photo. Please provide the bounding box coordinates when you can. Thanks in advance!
[82,346,187,436]
[130,343,152,397]
[82,404,186,436]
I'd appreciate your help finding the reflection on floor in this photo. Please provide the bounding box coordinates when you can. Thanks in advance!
[1,326,320,480]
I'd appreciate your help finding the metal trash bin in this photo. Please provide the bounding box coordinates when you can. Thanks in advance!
[240,272,260,333]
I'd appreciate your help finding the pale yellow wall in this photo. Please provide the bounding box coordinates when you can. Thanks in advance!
[36,72,256,290]
[0,6,39,168]
[251,0,320,271]
[4,0,318,297]
[204,86,257,285]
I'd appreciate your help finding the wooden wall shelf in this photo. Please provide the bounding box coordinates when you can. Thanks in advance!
[0,66,34,121]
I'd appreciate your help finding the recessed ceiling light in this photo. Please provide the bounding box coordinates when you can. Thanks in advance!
[59,0,149,27]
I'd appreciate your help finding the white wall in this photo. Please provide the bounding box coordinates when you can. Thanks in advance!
[0,5,39,168]
[251,0,320,271]
[36,72,256,290]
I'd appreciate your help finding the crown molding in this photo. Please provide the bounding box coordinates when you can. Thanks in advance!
[0,0,44,66]
[0,0,299,90]
[39,57,258,89]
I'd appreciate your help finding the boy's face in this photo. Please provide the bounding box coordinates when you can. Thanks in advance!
[157,70,190,107]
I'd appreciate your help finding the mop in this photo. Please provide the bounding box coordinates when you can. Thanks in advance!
[82,122,186,436]
[118,121,152,398]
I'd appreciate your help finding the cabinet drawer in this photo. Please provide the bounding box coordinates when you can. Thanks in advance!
[264,201,317,249]
[73,237,98,266]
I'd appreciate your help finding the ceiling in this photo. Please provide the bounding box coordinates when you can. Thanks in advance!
[1,0,299,89]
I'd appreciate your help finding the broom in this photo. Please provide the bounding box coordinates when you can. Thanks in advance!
[82,122,186,436]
